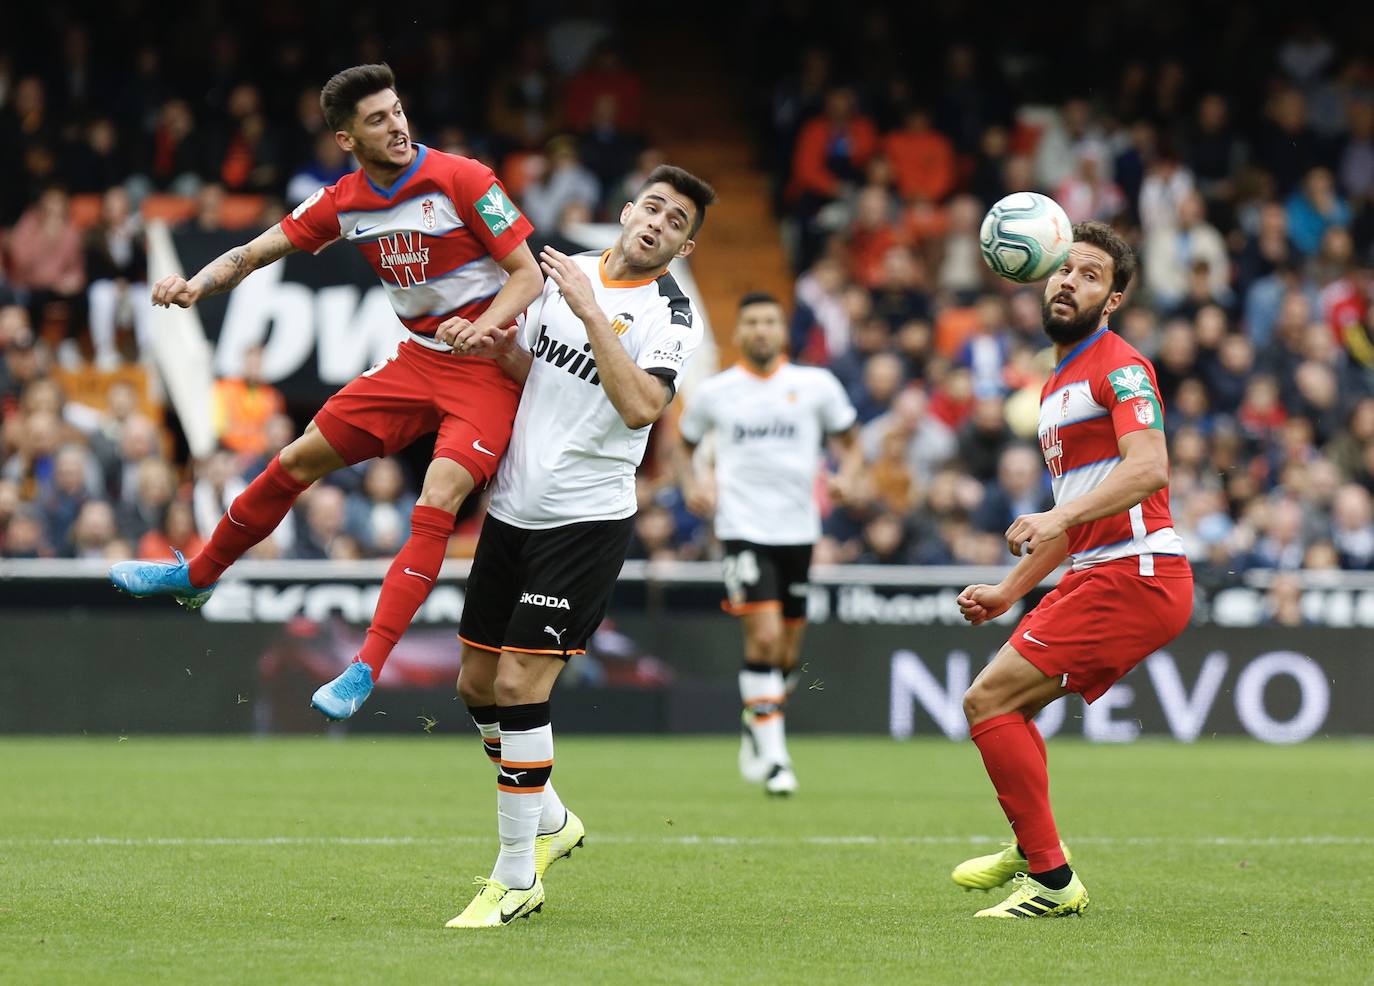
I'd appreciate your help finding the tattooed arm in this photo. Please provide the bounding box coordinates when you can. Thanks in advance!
[151,224,299,308]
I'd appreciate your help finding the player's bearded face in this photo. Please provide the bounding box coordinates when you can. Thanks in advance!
[1041,290,1108,345]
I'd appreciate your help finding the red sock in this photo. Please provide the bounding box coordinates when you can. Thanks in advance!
[188,456,307,587]
[1025,718,1048,765]
[971,712,1066,872]
[355,505,454,680]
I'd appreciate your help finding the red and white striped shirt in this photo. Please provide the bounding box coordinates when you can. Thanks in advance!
[1038,327,1186,574]
[279,144,533,346]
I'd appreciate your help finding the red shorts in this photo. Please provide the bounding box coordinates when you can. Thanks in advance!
[1011,556,1193,703]
[313,339,522,484]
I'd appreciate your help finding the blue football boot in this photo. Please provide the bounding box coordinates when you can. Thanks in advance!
[310,662,375,720]
[109,549,217,610]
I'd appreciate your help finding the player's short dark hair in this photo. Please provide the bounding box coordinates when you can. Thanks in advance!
[738,291,782,311]
[1072,221,1137,294]
[320,63,397,132]
[637,165,717,237]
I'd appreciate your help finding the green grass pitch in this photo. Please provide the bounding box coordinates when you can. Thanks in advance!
[1,736,1371,985]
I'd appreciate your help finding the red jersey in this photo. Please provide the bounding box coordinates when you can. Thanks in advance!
[279,144,534,343]
[1037,327,1185,574]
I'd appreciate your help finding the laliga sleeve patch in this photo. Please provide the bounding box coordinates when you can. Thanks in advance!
[475,182,523,236]
[1107,364,1163,431]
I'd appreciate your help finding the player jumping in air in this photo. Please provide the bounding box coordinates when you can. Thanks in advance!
[108,65,542,720]
[443,165,715,927]
[953,222,1193,918]
[676,292,862,796]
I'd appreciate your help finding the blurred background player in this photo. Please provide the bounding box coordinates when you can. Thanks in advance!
[955,222,1193,918]
[107,64,543,719]
[676,292,862,795]
[446,165,714,927]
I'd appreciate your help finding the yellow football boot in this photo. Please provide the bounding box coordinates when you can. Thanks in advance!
[951,840,1072,890]
[444,876,545,928]
[974,872,1089,918]
[534,809,586,881]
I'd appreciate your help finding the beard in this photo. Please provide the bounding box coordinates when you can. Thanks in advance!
[1041,293,1108,346]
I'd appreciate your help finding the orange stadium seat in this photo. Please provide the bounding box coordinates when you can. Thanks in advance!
[140,194,197,226]
[219,195,266,229]
[68,193,104,231]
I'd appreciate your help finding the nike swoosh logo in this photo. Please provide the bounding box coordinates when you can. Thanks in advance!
[403,568,433,582]
[355,223,379,235]
[227,506,247,528]
[472,440,496,457]
[1022,632,1049,647]
[499,904,525,924]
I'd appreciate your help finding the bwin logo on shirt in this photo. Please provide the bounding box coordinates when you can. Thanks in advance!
[732,420,798,442]
[534,324,600,385]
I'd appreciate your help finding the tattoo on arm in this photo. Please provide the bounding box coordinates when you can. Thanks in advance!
[190,225,297,298]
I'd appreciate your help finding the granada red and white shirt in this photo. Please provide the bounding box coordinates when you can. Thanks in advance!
[279,144,533,346]
[1038,326,1185,574]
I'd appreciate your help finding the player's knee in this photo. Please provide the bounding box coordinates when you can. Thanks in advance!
[493,659,537,706]
[746,628,782,665]
[417,465,474,513]
[456,670,491,707]
[962,685,992,725]
[277,440,314,483]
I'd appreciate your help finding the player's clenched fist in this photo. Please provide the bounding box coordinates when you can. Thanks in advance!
[152,275,200,308]
[957,583,1011,626]
[1004,509,1068,557]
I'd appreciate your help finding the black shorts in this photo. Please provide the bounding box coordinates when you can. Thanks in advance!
[720,540,813,622]
[458,514,634,658]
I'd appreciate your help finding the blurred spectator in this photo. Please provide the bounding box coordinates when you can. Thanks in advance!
[65,118,130,194]
[563,41,643,132]
[71,499,119,559]
[1055,143,1125,223]
[212,345,286,458]
[522,137,600,233]
[136,498,204,561]
[861,387,957,482]
[958,396,1015,482]
[973,445,1053,534]
[117,456,175,542]
[150,99,207,193]
[291,484,349,560]
[3,505,50,558]
[1143,192,1231,311]
[345,458,414,557]
[6,186,87,356]
[1033,98,1102,191]
[576,94,646,202]
[40,443,99,551]
[1330,483,1374,569]
[1285,167,1351,257]
[85,187,149,369]
[1188,94,1244,206]
[286,131,350,207]
[884,106,955,204]
[1254,88,1322,196]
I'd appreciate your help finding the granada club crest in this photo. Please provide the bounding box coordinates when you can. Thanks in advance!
[1133,399,1156,426]
[421,198,437,231]
[610,312,635,336]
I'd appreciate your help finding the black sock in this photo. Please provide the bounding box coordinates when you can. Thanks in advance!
[1030,864,1073,891]
[742,661,774,675]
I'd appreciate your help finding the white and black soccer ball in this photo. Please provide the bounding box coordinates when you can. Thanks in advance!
[979,192,1073,284]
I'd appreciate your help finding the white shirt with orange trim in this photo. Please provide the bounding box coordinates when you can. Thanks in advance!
[489,251,702,529]
[679,361,856,545]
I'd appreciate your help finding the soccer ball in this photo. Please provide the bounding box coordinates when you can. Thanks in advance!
[979,192,1073,283]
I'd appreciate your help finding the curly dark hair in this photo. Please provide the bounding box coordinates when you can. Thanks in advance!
[320,63,396,132]
[1072,220,1137,294]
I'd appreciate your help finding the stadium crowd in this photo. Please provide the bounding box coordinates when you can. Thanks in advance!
[3,5,1374,611]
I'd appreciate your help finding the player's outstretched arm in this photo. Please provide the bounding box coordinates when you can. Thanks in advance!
[151,224,299,309]
[958,533,1068,626]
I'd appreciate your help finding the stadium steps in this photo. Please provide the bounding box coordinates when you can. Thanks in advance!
[638,55,793,365]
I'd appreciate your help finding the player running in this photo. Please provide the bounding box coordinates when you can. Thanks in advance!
[676,292,862,796]
[443,165,715,928]
[952,222,1193,918]
[108,65,542,720]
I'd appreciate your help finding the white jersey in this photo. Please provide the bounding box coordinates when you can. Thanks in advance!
[679,361,857,545]
[489,251,702,529]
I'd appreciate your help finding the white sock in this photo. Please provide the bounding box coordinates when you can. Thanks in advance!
[490,719,552,890]
[471,706,565,836]
[739,667,789,768]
